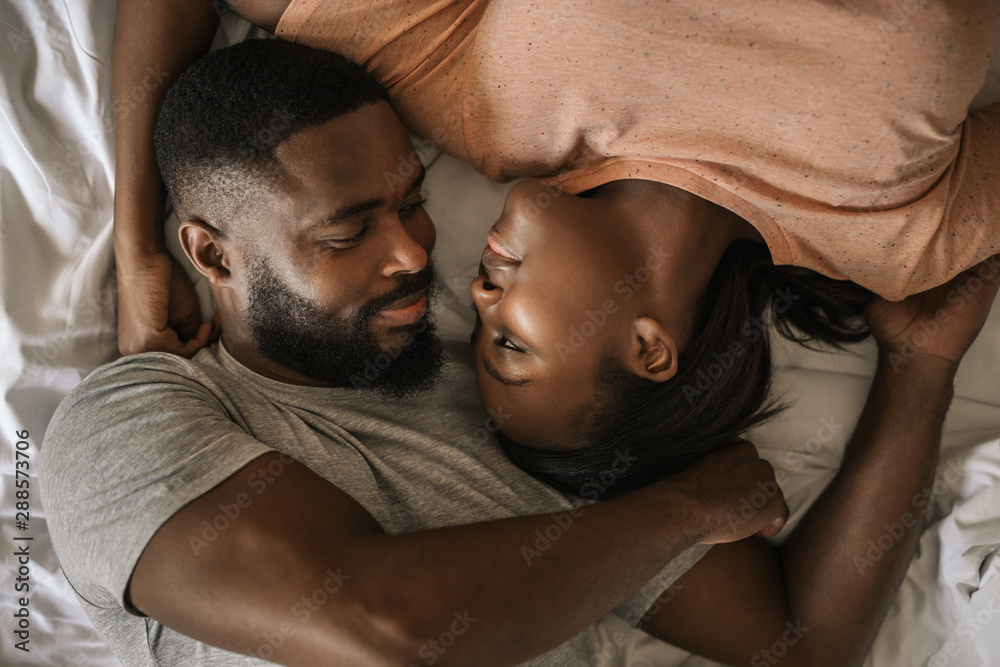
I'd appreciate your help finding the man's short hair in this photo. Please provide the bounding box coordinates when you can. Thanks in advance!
[154,38,389,231]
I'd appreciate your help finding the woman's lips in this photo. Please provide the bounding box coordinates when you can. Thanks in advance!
[480,244,521,289]
[481,228,521,287]
[487,229,521,262]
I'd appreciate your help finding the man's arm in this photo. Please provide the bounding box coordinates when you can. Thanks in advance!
[128,443,786,666]
[112,0,219,356]
[640,258,1000,666]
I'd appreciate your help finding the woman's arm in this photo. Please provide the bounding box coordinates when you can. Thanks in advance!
[112,0,219,355]
[641,257,1000,666]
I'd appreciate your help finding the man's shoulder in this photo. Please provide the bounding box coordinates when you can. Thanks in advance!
[55,346,231,421]
[41,348,233,476]
[77,347,221,388]
[38,345,275,616]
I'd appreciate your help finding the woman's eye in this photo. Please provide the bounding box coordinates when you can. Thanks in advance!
[496,335,522,352]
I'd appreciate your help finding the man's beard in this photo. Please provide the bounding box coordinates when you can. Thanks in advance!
[245,254,444,399]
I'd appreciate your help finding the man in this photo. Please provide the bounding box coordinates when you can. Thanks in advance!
[40,39,788,666]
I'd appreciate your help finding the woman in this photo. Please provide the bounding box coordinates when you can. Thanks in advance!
[266,0,994,480]
[115,0,1000,358]
[115,0,1000,482]
[466,187,1000,664]
[469,177,872,491]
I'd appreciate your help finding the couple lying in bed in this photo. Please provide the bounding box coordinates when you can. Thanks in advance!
[48,0,1000,665]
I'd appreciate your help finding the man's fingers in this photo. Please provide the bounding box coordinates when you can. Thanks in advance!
[178,320,214,358]
[174,310,203,341]
[690,440,791,543]
[755,501,789,539]
[120,314,216,358]
[207,311,222,345]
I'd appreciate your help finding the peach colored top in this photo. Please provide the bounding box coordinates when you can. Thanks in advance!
[277,0,1000,300]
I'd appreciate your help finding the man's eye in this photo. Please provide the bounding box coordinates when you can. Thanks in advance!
[495,335,523,353]
[324,227,366,246]
[401,198,427,215]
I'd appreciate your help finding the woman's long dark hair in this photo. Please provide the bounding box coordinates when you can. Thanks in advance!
[498,240,874,499]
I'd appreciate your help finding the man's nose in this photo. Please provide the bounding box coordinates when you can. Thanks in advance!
[382,217,433,275]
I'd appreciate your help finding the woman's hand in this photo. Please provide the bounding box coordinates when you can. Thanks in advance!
[116,248,218,357]
[865,255,1000,372]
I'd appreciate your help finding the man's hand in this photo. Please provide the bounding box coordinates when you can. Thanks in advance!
[111,0,221,356]
[654,440,788,544]
[116,248,218,357]
[866,255,1000,371]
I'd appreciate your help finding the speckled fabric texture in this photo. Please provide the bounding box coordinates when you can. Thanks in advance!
[278,0,1000,300]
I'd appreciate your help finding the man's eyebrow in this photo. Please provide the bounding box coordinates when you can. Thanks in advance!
[405,166,426,197]
[305,166,427,230]
[482,356,533,387]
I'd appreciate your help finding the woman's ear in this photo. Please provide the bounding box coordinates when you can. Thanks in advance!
[624,316,679,382]
[179,220,231,286]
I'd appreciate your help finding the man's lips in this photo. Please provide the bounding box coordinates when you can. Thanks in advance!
[377,290,428,323]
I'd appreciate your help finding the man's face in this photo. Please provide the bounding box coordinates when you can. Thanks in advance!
[236,101,443,396]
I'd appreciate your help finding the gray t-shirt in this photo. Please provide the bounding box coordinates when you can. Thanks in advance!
[40,341,708,666]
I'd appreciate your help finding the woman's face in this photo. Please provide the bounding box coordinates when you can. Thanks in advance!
[470,180,676,449]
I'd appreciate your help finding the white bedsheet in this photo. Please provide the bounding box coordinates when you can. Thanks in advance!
[0,2,998,666]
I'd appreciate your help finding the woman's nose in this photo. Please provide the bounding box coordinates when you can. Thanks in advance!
[470,274,503,310]
[503,180,555,222]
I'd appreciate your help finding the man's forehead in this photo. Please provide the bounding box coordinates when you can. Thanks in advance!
[297,166,426,236]
[273,101,418,203]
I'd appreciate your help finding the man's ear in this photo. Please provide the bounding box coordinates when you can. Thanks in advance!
[623,316,679,382]
[179,220,232,286]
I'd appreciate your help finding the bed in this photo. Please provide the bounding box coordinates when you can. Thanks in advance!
[1,2,998,665]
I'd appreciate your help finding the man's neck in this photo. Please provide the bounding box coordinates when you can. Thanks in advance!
[220,329,332,387]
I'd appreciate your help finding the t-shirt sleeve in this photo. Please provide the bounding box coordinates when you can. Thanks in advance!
[950,103,1000,245]
[611,543,712,627]
[900,102,1000,297]
[39,354,273,614]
